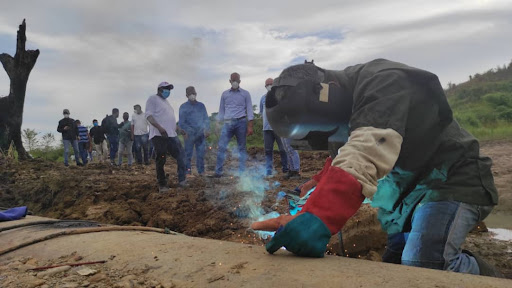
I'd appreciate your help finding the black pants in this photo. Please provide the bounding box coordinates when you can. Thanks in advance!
[152,136,186,185]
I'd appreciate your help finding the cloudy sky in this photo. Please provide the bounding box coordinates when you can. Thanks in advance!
[1,0,511,139]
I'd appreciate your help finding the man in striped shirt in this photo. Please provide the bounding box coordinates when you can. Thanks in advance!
[76,120,91,165]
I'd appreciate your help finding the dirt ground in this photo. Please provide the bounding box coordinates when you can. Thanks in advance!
[1,141,512,283]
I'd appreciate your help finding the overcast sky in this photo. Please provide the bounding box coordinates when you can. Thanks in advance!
[1,0,511,139]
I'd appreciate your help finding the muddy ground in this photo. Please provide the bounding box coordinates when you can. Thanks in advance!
[1,141,512,278]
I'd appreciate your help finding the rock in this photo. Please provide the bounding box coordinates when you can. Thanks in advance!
[26,278,46,288]
[26,258,39,266]
[471,221,488,233]
[41,285,50,288]
[19,264,36,272]
[121,275,138,282]
[74,255,84,262]
[76,267,97,276]
[88,273,107,283]
[61,283,79,288]
[81,281,90,287]
[149,280,160,287]
[115,280,137,288]
[37,265,72,278]
[366,250,382,262]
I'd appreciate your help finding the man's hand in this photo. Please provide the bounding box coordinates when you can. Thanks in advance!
[299,179,317,197]
[63,126,70,130]
[204,131,210,138]
[247,122,254,136]
[158,127,168,138]
[183,131,188,140]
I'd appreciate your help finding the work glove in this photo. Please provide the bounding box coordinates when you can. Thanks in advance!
[252,166,364,257]
[299,157,332,197]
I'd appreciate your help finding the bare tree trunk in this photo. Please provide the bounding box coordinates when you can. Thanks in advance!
[0,19,40,160]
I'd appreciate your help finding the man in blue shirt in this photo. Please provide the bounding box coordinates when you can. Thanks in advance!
[179,86,210,175]
[260,78,288,176]
[75,119,90,165]
[214,73,254,177]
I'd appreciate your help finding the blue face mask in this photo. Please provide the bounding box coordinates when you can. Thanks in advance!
[161,89,171,99]
[93,122,99,127]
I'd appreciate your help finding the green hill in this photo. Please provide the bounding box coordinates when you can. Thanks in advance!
[446,60,512,141]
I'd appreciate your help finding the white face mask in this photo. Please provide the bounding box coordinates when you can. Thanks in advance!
[134,110,138,114]
[188,94,197,101]
[231,81,239,89]
[265,85,272,92]
[64,114,70,118]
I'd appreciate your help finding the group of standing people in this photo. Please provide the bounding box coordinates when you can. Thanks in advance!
[57,73,301,192]
[57,106,152,167]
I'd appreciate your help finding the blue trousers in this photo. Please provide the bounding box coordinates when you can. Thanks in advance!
[382,201,493,274]
[184,130,206,174]
[263,130,288,175]
[134,134,150,164]
[78,142,89,165]
[215,118,247,175]
[281,138,300,172]
[63,139,80,166]
[107,134,119,162]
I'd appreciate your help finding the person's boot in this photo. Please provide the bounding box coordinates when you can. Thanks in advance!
[284,170,301,180]
[462,250,505,278]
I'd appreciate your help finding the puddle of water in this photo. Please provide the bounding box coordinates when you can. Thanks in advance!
[484,212,512,230]
[488,228,512,241]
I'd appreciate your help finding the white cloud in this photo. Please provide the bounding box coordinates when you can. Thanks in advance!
[0,0,511,137]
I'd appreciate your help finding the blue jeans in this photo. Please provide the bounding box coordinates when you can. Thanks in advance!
[382,201,493,274]
[63,139,80,166]
[134,134,149,164]
[281,138,300,172]
[107,134,119,163]
[152,136,186,185]
[215,118,247,175]
[264,130,288,175]
[78,142,89,165]
[184,130,206,174]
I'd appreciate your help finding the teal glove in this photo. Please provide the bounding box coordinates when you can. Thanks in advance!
[265,212,331,257]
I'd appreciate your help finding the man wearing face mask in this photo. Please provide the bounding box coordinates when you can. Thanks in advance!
[132,104,150,165]
[260,78,288,176]
[89,119,107,163]
[146,82,187,193]
[214,72,254,177]
[179,86,210,176]
[251,59,502,277]
[57,109,83,167]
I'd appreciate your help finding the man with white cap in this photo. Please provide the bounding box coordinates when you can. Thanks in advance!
[145,82,187,193]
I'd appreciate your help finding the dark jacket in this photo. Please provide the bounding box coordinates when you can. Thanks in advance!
[57,118,78,141]
[101,115,119,137]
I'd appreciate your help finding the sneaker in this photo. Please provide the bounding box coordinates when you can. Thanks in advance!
[77,162,84,167]
[159,185,169,193]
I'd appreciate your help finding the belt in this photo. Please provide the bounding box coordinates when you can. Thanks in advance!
[234,116,246,120]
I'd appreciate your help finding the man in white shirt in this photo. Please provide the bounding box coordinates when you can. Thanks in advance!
[145,81,187,193]
[131,104,150,165]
